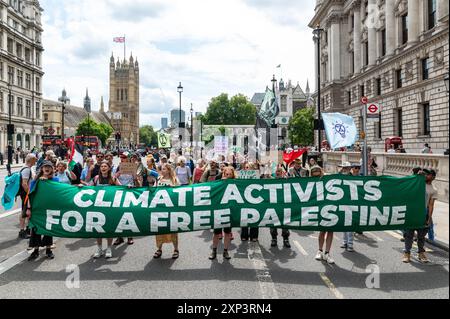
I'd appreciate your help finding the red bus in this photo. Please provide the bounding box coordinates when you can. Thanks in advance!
[75,136,102,154]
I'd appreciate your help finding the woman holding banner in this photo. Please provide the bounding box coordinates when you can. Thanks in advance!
[27,160,58,261]
[209,166,236,260]
[311,166,335,264]
[153,163,180,259]
[92,161,120,259]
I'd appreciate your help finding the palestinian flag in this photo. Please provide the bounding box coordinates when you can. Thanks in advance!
[68,138,84,170]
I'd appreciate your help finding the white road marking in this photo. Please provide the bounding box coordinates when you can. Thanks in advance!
[366,232,384,242]
[319,273,344,299]
[247,241,279,299]
[0,208,21,219]
[0,250,29,275]
[385,230,403,240]
[293,240,308,256]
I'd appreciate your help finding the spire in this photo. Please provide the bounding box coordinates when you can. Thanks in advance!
[110,52,114,64]
[84,88,91,113]
[116,57,121,68]
[306,79,310,94]
[135,57,139,69]
[100,96,105,113]
[130,52,134,64]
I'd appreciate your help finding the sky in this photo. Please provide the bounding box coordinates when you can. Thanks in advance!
[41,0,317,129]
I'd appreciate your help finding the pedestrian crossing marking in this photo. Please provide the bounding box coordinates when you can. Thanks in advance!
[293,240,308,256]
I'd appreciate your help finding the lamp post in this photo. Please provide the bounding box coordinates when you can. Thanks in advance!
[177,82,183,151]
[313,26,324,153]
[190,103,193,156]
[6,83,14,176]
[271,74,278,150]
[444,72,449,155]
[200,116,203,159]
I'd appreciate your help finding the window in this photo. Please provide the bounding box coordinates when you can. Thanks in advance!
[7,38,13,54]
[36,52,41,66]
[26,100,31,118]
[381,29,386,57]
[35,77,40,92]
[360,85,365,98]
[36,102,40,119]
[401,14,408,45]
[17,97,23,116]
[350,51,354,74]
[377,113,382,139]
[116,89,120,101]
[0,62,3,81]
[125,89,128,101]
[347,91,351,105]
[363,41,369,66]
[428,0,436,30]
[376,78,382,96]
[17,70,23,87]
[396,108,403,137]
[10,95,14,115]
[8,66,14,84]
[396,69,403,89]
[25,48,31,62]
[0,92,3,113]
[422,103,431,135]
[280,95,287,112]
[16,43,22,59]
[25,73,31,89]
[121,89,124,101]
[44,113,48,122]
[422,57,430,80]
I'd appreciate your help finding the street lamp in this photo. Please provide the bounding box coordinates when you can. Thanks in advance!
[6,83,14,176]
[271,74,278,150]
[444,72,449,155]
[190,103,194,156]
[177,82,183,152]
[313,26,324,153]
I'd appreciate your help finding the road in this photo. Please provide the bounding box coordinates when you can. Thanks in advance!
[0,159,448,299]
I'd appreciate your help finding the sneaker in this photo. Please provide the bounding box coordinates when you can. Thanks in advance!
[271,239,277,247]
[18,229,27,239]
[283,240,291,248]
[418,252,429,263]
[46,249,54,259]
[105,248,112,259]
[315,250,323,261]
[209,250,217,260]
[223,250,231,260]
[340,243,347,249]
[323,253,335,264]
[347,246,354,252]
[28,249,39,261]
[402,252,411,263]
[93,246,103,259]
[113,237,124,245]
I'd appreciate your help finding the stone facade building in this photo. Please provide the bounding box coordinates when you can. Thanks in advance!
[108,54,139,145]
[309,0,449,153]
[0,0,44,153]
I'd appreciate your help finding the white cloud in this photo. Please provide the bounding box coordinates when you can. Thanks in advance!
[41,0,316,129]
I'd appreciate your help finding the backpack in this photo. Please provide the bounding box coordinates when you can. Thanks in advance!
[17,167,31,198]
[1,169,25,211]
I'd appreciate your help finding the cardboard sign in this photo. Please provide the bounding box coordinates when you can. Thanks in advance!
[118,162,138,175]
[238,170,260,179]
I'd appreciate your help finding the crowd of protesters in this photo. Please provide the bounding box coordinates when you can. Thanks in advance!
[15,145,437,265]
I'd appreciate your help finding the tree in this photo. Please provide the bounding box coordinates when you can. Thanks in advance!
[139,125,158,147]
[203,93,256,125]
[288,107,314,146]
[76,118,114,145]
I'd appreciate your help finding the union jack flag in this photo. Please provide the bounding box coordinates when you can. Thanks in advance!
[113,37,125,43]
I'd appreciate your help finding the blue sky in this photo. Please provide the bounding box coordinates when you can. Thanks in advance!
[41,0,316,129]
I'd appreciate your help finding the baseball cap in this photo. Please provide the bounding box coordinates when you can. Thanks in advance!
[41,160,54,168]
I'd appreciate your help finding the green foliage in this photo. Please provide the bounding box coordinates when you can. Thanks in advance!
[203,93,256,125]
[139,125,158,147]
[288,107,314,146]
[76,118,114,145]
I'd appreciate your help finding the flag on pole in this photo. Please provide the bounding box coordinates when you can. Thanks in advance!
[68,138,84,171]
[113,37,125,43]
[322,113,358,149]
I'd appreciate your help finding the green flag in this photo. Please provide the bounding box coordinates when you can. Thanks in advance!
[157,132,171,148]
[29,175,426,238]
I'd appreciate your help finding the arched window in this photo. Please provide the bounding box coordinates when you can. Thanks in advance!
[25,134,30,149]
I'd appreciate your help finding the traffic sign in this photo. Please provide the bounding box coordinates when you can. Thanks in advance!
[361,96,368,104]
[367,103,381,115]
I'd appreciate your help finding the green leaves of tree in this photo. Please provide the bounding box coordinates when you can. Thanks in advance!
[139,125,158,147]
[203,93,256,125]
[76,118,113,145]
[288,107,314,146]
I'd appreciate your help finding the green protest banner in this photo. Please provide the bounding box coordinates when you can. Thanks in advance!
[29,175,426,238]
[157,132,171,148]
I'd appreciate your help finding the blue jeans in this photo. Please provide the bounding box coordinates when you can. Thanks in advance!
[343,232,353,247]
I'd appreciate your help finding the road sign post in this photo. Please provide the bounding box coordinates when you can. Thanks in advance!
[360,97,368,176]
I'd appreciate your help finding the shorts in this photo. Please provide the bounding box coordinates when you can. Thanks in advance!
[214,228,232,235]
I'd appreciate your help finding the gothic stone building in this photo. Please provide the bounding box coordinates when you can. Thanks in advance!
[108,54,140,145]
[309,0,449,153]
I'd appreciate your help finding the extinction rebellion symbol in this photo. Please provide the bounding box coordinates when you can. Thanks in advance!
[333,121,349,138]
[159,134,168,147]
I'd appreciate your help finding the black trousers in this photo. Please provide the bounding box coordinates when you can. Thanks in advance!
[241,227,259,240]
[270,228,290,240]
[29,227,53,248]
